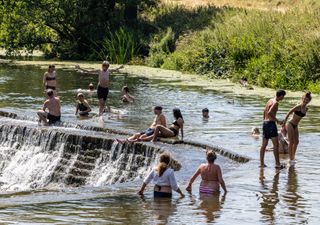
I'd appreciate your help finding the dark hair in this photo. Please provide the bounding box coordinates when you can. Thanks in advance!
[46,89,54,97]
[122,86,129,93]
[206,149,217,163]
[48,64,55,71]
[154,106,163,111]
[202,108,209,113]
[157,153,171,177]
[173,108,183,120]
[304,91,312,100]
[276,89,286,98]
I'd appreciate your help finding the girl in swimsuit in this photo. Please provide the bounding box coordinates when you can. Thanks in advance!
[122,86,135,103]
[186,150,227,195]
[283,92,312,164]
[75,93,92,117]
[43,64,57,94]
[151,108,184,142]
[138,153,184,198]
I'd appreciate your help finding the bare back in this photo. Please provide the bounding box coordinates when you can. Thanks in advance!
[264,98,278,121]
[150,114,166,128]
[200,163,219,181]
[44,97,61,116]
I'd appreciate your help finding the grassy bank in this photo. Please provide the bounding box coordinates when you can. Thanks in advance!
[147,4,320,93]
[1,59,319,107]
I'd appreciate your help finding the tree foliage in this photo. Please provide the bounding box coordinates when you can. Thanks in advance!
[0,0,157,59]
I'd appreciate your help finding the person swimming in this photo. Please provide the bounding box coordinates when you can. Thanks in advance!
[122,86,135,103]
[138,153,184,198]
[202,108,209,120]
[283,91,312,164]
[75,93,92,117]
[151,108,184,142]
[186,150,227,194]
[251,127,260,138]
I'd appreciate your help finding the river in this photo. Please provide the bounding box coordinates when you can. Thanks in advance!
[0,63,319,224]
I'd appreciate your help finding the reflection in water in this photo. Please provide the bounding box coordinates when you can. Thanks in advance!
[198,193,225,223]
[284,166,308,224]
[140,196,178,224]
[259,169,280,224]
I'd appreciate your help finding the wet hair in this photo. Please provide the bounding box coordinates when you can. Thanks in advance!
[122,86,129,93]
[89,83,94,90]
[202,108,209,113]
[252,127,260,135]
[173,108,183,120]
[102,61,110,67]
[154,106,163,111]
[303,91,312,101]
[157,153,171,177]
[276,89,286,98]
[48,64,55,71]
[206,149,217,163]
[46,89,54,97]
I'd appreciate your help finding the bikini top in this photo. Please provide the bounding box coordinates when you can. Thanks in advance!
[78,102,88,112]
[172,120,180,128]
[46,72,56,81]
[294,110,306,117]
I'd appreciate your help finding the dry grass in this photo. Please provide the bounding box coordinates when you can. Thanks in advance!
[163,0,319,12]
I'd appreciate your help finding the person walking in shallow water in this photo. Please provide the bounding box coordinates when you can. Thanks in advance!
[260,89,286,168]
[138,153,184,198]
[75,61,124,116]
[186,150,227,195]
[43,64,57,95]
[283,92,312,165]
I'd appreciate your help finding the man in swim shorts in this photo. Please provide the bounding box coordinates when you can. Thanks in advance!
[37,89,61,125]
[260,89,286,168]
[75,62,124,116]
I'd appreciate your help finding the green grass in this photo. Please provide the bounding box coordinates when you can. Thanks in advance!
[146,4,320,92]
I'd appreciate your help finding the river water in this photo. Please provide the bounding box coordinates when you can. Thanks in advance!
[0,63,319,224]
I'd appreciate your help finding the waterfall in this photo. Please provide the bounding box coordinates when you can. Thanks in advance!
[0,118,169,191]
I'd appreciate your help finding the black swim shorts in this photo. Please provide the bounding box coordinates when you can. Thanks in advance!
[140,128,155,136]
[47,113,61,125]
[97,86,109,101]
[262,121,278,139]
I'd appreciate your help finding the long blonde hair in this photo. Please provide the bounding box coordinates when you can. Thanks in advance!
[157,153,171,177]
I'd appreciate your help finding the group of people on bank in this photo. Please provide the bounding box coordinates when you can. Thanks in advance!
[37,61,311,198]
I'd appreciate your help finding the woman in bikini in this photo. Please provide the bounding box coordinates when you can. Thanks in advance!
[151,108,184,142]
[283,91,312,164]
[75,93,92,117]
[186,150,227,195]
[43,64,57,94]
[138,153,184,198]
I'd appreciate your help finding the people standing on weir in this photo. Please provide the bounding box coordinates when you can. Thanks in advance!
[75,61,124,116]
[260,89,286,169]
[43,64,57,95]
[283,91,312,165]
[37,89,61,125]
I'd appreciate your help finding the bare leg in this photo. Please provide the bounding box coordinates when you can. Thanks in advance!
[140,135,154,142]
[260,138,268,167]
[292,127,299,161]
[287,123,295,161]
[271,137,281,167]
[151,125,175,142]
[37,110,48,125]
[99,98,105,116]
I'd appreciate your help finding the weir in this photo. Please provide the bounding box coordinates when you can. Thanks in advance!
[0,117,182,191]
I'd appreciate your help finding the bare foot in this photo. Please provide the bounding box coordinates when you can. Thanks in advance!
[259,164,267,168]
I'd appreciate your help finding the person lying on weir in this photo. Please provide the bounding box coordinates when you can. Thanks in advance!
[122,86,135,103]
[138,153,184,198]
[75,62,124,116]
[186,150,227,195]
[37,89,61,125]
[116,106,166,143]
[75,93,91,117]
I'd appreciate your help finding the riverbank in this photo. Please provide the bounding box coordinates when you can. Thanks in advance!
[1,59,319,106]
